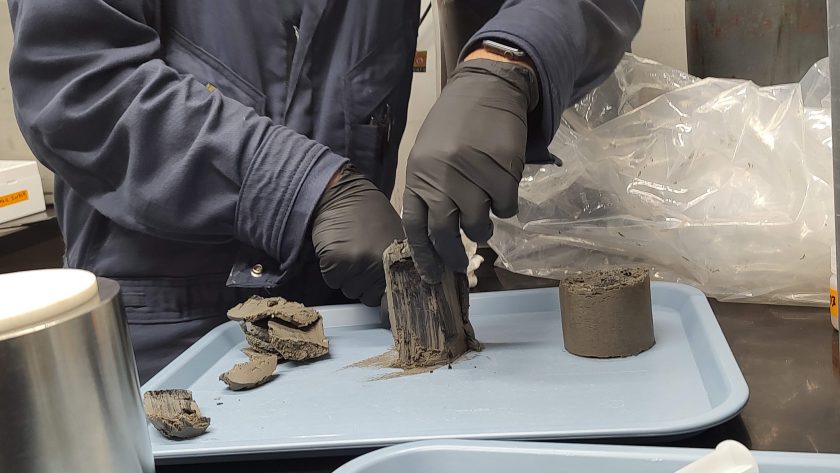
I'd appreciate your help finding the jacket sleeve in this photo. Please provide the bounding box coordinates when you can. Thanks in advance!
[463,0,644,146]
[6,0,345,271]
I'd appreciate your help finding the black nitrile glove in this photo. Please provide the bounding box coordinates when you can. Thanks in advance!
[403,58,538,284]
[312,165,404,307]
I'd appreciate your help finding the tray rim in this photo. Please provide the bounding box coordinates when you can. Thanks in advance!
[334,439,840,472]
[144,282,750,461]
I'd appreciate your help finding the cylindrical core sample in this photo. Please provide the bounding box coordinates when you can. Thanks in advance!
[559,267,655,358]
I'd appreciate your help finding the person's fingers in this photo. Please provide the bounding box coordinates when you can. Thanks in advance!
[426,195,469,274]
[335,247,386,305]
[487,172,520,218]
[340,273,368,302]
[449,178,494,243]
[357,279,385,307]
[317,257,343,291]
[402,189,444,284]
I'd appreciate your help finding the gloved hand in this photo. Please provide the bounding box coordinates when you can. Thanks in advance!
[403,58,538,284]
[312,165,404,306]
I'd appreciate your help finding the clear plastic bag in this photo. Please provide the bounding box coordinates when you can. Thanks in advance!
[490,54,833,306]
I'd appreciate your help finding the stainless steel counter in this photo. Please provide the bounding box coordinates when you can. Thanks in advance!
[667,298,840,453]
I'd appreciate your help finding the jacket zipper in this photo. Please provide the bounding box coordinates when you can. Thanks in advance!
[369,103,392,157]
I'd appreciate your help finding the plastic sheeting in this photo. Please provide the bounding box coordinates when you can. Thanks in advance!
[490,54,833,306]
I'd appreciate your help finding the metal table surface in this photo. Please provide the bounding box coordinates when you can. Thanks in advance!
[157,253,840,473]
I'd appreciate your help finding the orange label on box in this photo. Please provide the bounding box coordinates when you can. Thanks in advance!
[831,287,838,317]
[0,190,28,208]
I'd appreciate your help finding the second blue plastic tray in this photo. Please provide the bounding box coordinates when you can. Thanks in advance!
[335,440,840,472]
[143,283,748,462]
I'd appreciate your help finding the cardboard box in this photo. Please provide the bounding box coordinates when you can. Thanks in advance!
[0,160,46,225]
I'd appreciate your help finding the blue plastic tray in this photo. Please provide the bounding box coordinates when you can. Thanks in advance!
[143,283,748,462]
[334,440,840,472]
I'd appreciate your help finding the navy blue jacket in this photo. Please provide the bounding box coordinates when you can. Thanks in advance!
[7,0,643,294]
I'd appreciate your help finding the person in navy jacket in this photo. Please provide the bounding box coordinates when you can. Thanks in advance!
[7,0,644,382]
